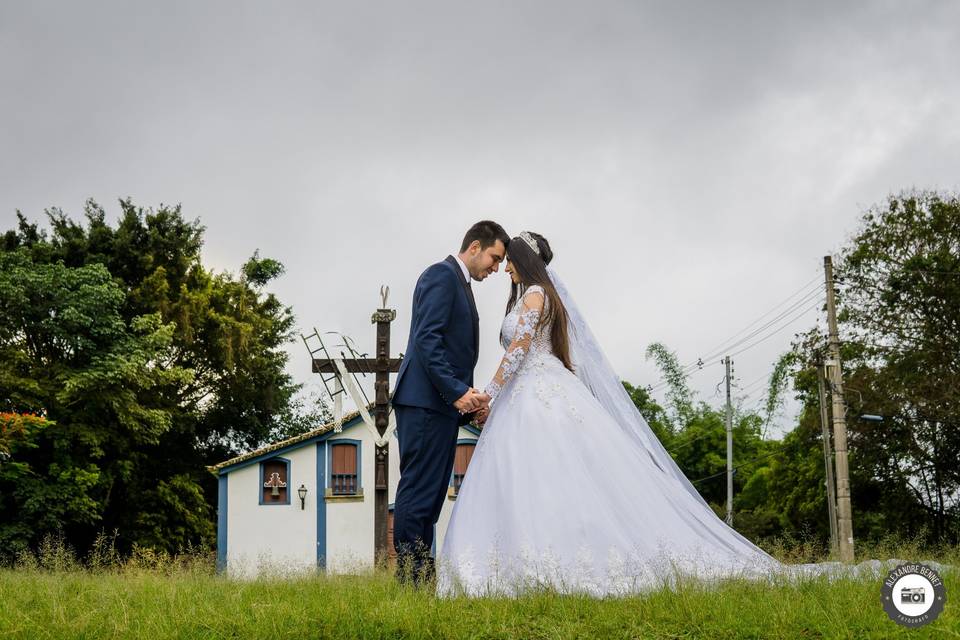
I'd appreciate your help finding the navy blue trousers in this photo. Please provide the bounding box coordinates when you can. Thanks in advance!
[392,404,459,579]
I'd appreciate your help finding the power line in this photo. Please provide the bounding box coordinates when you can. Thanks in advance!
[647,294,823,399]
[691,273,822,364]
[648,271,821,384]
[667,431,715,454]
[895,269,960,277]
[732,390,773,414]
[644,268,824,394]
[646,293,819,394]
[691,262,952,384]
[736,374,770,395]
[737,370,771,389]
[727,296,825,359]
[690,448,785,485]
[656,294,823,396]
[646,359,721,393]
[857,341,916,354]
[737,385,767,402]
[741,395,768,412]
[716,289,824,358]
[655,283,823,394]
[837,270,960,292]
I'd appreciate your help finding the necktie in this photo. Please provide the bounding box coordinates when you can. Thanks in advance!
[464,279,476,309]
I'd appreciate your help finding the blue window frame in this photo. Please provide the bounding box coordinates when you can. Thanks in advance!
[327,439,362,496]
[259,457,291,505]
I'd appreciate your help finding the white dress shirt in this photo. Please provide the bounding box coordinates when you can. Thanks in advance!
[454,254,471,283]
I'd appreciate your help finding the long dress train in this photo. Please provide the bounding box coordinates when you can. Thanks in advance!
[435,282,948,598]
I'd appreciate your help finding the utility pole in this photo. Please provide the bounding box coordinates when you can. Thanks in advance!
[724,355,734,527]
[824,256,855,561]
[816,358,839,557]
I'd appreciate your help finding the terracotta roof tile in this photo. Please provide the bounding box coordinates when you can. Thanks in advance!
[206,407,369,474]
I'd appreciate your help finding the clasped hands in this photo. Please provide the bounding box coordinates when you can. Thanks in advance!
[454,388,491,426]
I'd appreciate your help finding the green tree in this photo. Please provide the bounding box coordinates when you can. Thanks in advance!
[621,381,672,444]
[0,200,329,558]
[625,192,960,546]
[772,190,960,547]
[0,249,192,556]
[835,190,960,543]
[631,343,777,524]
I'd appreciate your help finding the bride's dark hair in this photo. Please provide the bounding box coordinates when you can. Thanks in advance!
[505,233,574,372]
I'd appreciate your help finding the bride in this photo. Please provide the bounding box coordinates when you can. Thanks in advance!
[436,231,879,598]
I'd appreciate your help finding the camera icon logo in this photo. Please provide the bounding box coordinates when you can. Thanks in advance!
[882,563,945,628]
[900,586,925,604]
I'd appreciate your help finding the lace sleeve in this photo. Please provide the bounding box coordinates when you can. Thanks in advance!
[484,288,545,404]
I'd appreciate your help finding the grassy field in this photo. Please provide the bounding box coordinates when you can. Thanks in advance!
[1,535,957,639]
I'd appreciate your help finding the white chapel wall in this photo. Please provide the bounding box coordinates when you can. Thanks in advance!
[226,444,317,578]
[323,428,377,573]
[223,421,480,577]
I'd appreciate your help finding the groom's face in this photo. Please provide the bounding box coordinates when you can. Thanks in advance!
[465,239,506,281]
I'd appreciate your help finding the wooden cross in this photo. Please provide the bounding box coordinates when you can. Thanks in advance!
[308,286,402,566]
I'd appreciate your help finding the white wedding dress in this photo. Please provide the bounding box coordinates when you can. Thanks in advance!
[436,270,928,598]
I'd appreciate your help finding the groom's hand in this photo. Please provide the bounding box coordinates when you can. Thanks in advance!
[454,388,485,413]
[454,388,491,413]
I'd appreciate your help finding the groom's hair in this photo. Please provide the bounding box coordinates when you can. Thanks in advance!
[460,221,510,253]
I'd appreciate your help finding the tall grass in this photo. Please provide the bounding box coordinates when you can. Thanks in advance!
[1,533,957,639]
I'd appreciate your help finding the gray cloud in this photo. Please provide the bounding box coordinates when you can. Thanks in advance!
[3,1,958,435]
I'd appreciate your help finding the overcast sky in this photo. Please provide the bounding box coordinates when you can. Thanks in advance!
[3,1,958,437]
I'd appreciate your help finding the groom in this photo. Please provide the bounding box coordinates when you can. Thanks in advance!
[391,220,509,586]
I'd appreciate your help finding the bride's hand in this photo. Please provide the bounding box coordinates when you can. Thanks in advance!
[472,406,490,427]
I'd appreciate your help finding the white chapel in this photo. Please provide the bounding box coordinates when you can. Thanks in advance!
[209,407,480,577]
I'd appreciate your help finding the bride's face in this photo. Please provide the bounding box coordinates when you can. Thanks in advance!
[504,259,522,285]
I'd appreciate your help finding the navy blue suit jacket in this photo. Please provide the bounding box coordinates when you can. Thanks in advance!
[392,255,479,424]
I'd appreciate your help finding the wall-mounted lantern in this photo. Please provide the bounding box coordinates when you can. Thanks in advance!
[298,484,308,510]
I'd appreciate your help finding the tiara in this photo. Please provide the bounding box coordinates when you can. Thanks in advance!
[518,231,540,256]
